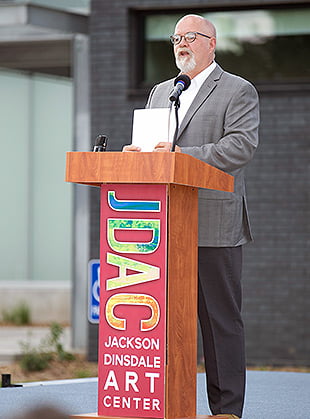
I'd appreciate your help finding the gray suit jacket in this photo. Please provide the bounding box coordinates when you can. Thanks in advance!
[146,64,259,247]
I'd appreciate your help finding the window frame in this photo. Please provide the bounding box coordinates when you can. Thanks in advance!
[128,4,310,97]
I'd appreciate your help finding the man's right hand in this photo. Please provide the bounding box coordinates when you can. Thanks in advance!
[122,145,141,152]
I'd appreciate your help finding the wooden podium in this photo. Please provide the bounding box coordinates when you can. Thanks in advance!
[65,152,233,419]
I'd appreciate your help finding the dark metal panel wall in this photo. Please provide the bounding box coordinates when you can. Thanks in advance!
[89,0,310,366]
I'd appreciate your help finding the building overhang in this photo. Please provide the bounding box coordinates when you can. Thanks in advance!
[0,2,89,76]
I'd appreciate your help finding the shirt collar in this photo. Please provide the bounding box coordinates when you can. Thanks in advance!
[191,61,217,89]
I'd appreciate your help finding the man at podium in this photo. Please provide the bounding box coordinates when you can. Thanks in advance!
[123,14,259,419]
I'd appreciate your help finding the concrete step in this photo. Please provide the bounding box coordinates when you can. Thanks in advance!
[0,326,72,365]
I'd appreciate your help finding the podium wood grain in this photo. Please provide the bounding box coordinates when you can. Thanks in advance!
[166,184,198,418]
[65,152,233,193]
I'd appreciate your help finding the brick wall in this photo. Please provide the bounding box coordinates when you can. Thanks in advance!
[88,0,310,366]
[243,87,310,366]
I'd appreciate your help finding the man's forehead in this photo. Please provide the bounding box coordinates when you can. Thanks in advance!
[175,17,205,33]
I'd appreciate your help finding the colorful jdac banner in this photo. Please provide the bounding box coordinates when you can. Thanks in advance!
[98,184,167,418]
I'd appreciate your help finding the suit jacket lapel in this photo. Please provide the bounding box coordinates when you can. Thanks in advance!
[177,65,223,140]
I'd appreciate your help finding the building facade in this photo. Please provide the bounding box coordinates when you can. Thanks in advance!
[89,0,310,366]
[1,0,308,366]
[0,0,89,342]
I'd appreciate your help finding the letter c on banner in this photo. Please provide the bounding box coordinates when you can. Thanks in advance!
[105,293,160,331]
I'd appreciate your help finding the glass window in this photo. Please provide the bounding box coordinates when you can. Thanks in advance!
[143,8,310,86]
[0,69,73,283]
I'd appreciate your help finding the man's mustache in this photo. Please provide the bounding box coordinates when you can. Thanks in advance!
[176,47,194,58]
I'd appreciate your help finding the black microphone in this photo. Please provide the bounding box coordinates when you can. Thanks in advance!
[169,74,191,102]
[93,134,108,152]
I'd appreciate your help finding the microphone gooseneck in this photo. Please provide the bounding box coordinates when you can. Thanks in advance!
[170,75,191,151]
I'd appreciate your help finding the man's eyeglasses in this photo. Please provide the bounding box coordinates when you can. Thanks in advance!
[170,31,211,45]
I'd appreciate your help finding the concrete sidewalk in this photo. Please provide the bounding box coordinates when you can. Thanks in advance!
[0,372,309,418]
[1,327,310,418]
[0,326,72,365]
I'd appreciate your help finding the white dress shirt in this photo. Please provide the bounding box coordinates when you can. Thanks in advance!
[169,61,216,142]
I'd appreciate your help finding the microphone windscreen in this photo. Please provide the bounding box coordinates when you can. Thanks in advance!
[174,74,191,91]
[95,134,108,146]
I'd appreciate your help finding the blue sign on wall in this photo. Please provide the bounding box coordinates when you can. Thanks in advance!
[88,259,100,324]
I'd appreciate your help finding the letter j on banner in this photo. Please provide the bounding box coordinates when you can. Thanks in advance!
[98,184,167,418]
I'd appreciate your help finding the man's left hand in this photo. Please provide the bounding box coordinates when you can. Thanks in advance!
[153,142,181,152]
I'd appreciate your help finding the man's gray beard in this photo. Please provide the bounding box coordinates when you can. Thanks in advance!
[175,54,196,74]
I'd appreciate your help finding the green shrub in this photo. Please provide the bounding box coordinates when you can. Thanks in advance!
[45,322,75,361]
[19,342,52,372]
[19,322,75,372]
[1,301,31,325]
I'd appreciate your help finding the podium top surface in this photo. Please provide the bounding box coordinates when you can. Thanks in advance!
[65,151,234,192]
